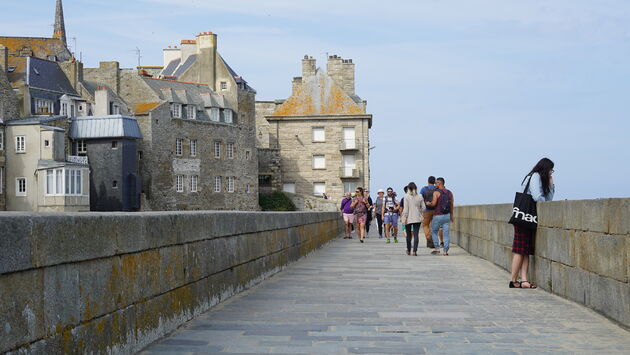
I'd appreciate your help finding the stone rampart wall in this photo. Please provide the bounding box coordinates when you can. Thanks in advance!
[0,211,343,354]
[451,199,629,328]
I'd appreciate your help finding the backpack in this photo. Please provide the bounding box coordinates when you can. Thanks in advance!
[422,186,437,209]
[385,196,397,213]
[436,188,452,214]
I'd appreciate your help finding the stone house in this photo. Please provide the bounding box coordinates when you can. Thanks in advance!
[69,115,142,211]
[4,116,89,212]
[255,55,373,201]
[0,65,20,210]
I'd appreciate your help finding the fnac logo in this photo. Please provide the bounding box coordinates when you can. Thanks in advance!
[512,207,537,223]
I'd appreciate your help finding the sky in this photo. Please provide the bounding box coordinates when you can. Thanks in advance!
[2,0,629,204]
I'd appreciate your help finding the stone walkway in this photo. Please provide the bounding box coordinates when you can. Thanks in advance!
[140,228,630,355]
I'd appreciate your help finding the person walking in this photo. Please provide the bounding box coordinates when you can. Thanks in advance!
[426,177,454,256]
[340,192,355,239]
[351,187,371,243]
[374,189,386,238]
[382,187,400,243]
[420,176,438,248]
[401,182,427,256]
[509,158,555,289]
[365,189,374,236]
[399,185,409,245]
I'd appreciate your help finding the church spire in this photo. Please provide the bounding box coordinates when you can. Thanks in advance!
[53,0,67,45]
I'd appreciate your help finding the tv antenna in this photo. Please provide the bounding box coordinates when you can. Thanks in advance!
[131,47,142,67]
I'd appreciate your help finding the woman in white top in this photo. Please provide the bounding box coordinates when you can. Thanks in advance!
[401,182,427,256]
[510,158,555,289]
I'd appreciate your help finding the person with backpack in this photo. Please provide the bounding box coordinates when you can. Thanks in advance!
[381,187,400,244]
[374,189,386,238]
[340,192,354,239]
[351,187,371,243]
[426,177,454,256]
[509,158,555,289]
[420,176,438,249]
[401,182,427,256]
[365,189,374,236]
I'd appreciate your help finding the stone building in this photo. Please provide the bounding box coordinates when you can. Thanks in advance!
[69,115,142,211]
[256,55,372,201]
[0,65,20,210]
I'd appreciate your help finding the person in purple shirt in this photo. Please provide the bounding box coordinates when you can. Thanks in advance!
[340,192,355,239]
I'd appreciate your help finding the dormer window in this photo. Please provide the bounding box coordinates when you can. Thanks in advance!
[210,107,220,122]
[224,109,233,124]
[186,106,196,120]
[170,103,182,118]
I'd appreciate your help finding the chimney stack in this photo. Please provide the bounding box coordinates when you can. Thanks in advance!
[163,45,181,68]
[302,55,316,78]
[291,77,302,94]
[94,86,110,116]
[327,55,355,96]
[0,45,8,73]
[196,32,218,90]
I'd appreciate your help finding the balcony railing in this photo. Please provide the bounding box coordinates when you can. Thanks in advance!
[340,139,359,151]
[67,155,89,165]
[340,167,359,179]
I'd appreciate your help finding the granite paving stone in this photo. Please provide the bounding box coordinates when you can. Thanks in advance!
[140,227,630,354]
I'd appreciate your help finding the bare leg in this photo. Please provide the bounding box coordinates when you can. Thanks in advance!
[385,224,391,240]
[511,253,524,282]
[360,223,366,240]
[393,226,398,237]
[520,255,530,282]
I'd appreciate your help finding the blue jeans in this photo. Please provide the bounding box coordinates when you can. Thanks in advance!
[431,214,451,252]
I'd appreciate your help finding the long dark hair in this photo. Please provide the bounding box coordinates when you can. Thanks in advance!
[407,182,418,195]
[356,186,364,197]
[523,158,554,195]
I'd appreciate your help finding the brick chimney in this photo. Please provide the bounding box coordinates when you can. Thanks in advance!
[196,32,218,90]
[302,55,316,78]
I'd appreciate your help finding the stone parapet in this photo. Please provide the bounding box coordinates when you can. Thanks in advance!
[0,211,343,354]
[451,198,630,329]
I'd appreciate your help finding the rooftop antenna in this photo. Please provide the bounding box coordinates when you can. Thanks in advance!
[70,36,77,57]
[131,47,142,67]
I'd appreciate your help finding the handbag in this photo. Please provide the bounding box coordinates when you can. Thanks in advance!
[508,175,538,230]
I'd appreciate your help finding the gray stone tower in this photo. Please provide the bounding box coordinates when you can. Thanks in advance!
[53,0,67,45]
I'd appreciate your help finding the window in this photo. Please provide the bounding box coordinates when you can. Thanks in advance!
[53,169,83,196]
[214,141,221,158]
[187,106,196,120]
[210,108,220,122]
[71,104,75,117]
[245,150,251,160]
[191,175,198,192]
[313,182,326,197]
[283,183,296,194]
[214,176,221,192]
[227,176,235,193]
[0,131,3,150]
[16,177,27,196]
[111,141,118,149]
[312,127,325,142]
[176,175,184,192]
[344,182,357,194]
[138,151,143,160]
[246,184,251,194]
[226,143,234,159]
[112,105,120,115]
[15,136,25,153]
[35,99,54,114]
[44,140,50,148]
[313,155,326,169]
[176,138,183,156]
[0,167,3,194]
[112,180,118,189]
[220,81,227,90]
[224,109,233,124]
[190,140,197,157]
[170,103,182,118]
[61,102,68,116]
[77,140,87,154]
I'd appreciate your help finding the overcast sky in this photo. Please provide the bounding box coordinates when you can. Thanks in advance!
[2,0,629,204]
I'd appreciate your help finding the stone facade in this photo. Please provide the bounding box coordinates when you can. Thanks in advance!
[256,55,372,203]
[0,67,20,210]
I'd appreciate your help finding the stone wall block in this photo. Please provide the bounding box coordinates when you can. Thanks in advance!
[576,232,627,282]
[490,204,511,222]
[0,216,33,274]
[562,200,584,231]
[531,256,551,291]
[538,201,564,228]
[112,214,146,254]
[580,199,608,233]
[587,273,630,327]
[550,261,568,297]
[119,250,163,303]
[566,266,590,306]
[77,257,120,322]
[43,264,81,336]
[607,198,630,235]
[141,213,179,248]
[0,270,45,353]
[539,228,576,267]
[157,246,186,295]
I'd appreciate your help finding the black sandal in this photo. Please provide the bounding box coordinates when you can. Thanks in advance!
[521,281,537,289]
[509,281,521,288]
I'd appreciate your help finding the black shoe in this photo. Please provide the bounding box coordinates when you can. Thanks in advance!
[440,242,444,248]
[427,240,435,248]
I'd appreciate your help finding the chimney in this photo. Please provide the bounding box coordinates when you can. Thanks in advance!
[180,39,197,65]
[0,45,7,73]
[196,32,218,90]
[163,45,181,68]
[291,77,302,95]
[327,55,355,96]
[302,55,316,78]
[97,61,120,94]
[94,86,110,116]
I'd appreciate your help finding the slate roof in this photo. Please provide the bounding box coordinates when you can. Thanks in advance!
[69,115,142,139]
[162,58,181,76]
[174,54,197,77]
[5,115,67,126]
[143,77,227,109]
[0,36,71,85]
[27,57,78,95]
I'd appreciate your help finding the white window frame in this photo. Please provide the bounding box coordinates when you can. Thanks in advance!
[61,102,68,116]
[214,176,221,193]
[15,135,25,153]
[246,184,251,194]
[176,175,184,192]
[176,138,183,156]
[312,127,325,142]
[220,81,228,90]
[191,175,198,192]
[224,109,233,124]
[190,139,197,157]
[245,150,251,160]
[112,105,120,115]
[16,177,27,196]
[35,99,54,115]
[46,168,83,196]
[78,140,87,154]
[227,176,235,193]
[313,182,326,197]
[312,155,326,169]
[187,106,196,120]
[0,131,4,151]
[171,103,182,118]
[226,142,234,159]
[282,183,296,194]
[210,107,220,122]
[214,141,221,159]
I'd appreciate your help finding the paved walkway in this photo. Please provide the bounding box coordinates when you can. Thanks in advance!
[141,227,630,355]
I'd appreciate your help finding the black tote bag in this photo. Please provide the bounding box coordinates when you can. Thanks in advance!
[508,175,538,230]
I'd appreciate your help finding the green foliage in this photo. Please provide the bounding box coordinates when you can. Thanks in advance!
[259,192,297,211]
